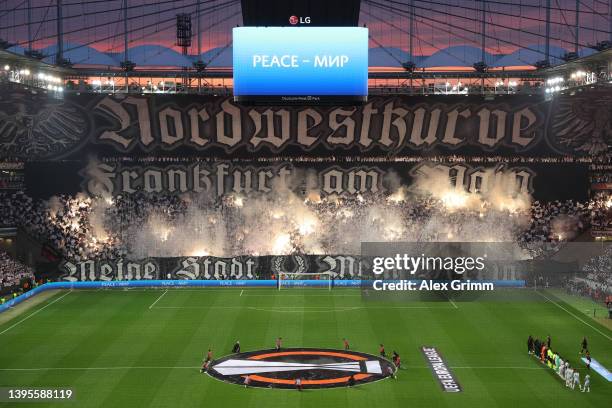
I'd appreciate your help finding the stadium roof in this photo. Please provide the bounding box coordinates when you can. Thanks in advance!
[4,43,595,70]
[491,44,569,67]
[419,46,495,68]
[38,43,118,67]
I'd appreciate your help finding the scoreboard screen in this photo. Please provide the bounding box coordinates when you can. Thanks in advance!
[232,27,368,105]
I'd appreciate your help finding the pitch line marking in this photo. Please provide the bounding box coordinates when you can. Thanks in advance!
[151,305,456,313]
[0,291,71,335]
[448,298,458,309]
[246,306,361,313]
[148,289,168,310]
[240,289,243,297]
[241,294,363,297]
[0,366,202,371]
[0,365,550,372]
[536,290,612,342]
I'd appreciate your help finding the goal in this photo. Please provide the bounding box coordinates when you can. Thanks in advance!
[277,272,335,290]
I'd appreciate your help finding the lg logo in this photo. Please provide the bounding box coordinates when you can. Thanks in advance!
[289,15,311,25]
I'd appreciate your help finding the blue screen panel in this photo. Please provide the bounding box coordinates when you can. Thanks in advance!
[232,27,368,103]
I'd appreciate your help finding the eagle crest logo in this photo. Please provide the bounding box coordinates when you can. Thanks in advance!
[548,91,612,155]
[0,90,90,159]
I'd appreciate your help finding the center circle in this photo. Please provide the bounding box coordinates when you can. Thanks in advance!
[206,347,397,389]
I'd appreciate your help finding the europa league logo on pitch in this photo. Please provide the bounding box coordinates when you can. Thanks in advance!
[289,15,311,25]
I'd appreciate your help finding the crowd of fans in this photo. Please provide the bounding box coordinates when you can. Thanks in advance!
[564,245,612,300]
[590,172,612,184]
[0,249,34,290]
[0,190,610,262]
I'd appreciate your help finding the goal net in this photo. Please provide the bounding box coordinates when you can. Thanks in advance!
[277,272,335,290]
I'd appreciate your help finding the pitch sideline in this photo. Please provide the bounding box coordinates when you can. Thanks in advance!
[0,290,72,335]
[536,291,612,342]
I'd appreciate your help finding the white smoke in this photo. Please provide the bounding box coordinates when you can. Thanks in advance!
[80,162,538,257]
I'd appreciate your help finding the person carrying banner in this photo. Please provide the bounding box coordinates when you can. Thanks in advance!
[200,348,213,373]
[392,351,401,369]
[385,365,397,379]
[348,375,356,387]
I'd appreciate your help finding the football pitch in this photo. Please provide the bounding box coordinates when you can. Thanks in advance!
[0,288,610,408]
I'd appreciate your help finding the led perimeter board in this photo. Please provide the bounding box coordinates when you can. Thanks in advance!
[232,27,368,105]
[240,0,361,27]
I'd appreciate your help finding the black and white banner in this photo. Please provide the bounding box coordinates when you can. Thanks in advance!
[58,254,364,281]
[2,86,605,202]
[1,86,610,160]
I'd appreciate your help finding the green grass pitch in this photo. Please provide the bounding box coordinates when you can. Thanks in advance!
[0,288,610,407]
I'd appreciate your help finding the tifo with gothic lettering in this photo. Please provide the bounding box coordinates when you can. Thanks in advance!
[0,1,610,407]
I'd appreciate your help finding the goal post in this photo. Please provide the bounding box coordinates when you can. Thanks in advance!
[277,272,335,290]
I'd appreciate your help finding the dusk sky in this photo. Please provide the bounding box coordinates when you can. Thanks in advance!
[0,0,610,60]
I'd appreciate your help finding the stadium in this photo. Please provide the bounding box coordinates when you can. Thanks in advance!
[0,0,611,406]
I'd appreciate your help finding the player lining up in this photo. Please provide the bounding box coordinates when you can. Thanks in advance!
[565,364,590,392]
[572,369,580,390]
[528,335,591,392]
[582,374,590,393]
[565,364,573,388]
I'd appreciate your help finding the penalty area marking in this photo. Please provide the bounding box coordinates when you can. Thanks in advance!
[0,291,71,335]
[148,289,168,310]
[536,291,612,342]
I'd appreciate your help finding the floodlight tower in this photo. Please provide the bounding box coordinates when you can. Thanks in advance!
[56,0,63,64]
[176,13,193,90]
[27,0,32,53]
[176,13,193,56]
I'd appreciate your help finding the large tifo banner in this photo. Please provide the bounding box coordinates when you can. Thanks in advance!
[58,255,364,281]
[58,254,533,281]
[27,160,589,201]
[1,86,610,159]
[0,85,608,200]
